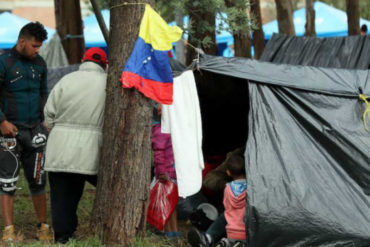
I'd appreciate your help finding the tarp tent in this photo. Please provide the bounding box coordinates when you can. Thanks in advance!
[196,54,370,246]
[263,1,370,39]
[260,33,370,69]
[0,12,55,49]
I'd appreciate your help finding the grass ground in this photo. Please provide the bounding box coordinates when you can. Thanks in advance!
[2,172,190,247]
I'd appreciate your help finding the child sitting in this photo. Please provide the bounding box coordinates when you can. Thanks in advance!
[217,153,247,247]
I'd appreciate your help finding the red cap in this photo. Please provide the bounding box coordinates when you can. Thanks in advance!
[83,47,107,67]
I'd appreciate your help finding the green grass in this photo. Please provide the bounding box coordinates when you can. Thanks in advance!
[2,172,190,247]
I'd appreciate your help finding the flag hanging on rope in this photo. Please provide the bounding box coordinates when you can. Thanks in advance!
[120,4,183,105]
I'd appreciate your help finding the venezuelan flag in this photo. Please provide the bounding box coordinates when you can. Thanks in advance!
[121,4,183,105]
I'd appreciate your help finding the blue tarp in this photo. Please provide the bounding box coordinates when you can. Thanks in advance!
[84,9,110,48]
[263,1,370,39]
[0,12,55,49]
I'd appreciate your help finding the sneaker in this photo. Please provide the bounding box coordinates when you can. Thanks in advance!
[2,225,16,242]
[37,223,54,241]
[215,238,232,247]
[187,227,211,247]
[231,241,247,247]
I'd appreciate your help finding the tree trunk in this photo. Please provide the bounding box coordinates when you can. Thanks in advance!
[233,33,251,58]
[250,0,265,59]
[90,0,109,44]
[186,0,218,65]
[175,10,186,65]
[304,0,316,37]
[224,0,251,58]
[91,0,153,245]
[346,0,360,36]
[274,0,295,36]
[54,0,85,64]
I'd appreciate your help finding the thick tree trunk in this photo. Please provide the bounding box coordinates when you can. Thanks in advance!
[186,1,218,65]
[54,0,85,64]
[274,0,295,36]
[304,0,316,37]
[250,0,265,59]
[346,0,360,36]
[233,33,251,58]
[91,0,153,245]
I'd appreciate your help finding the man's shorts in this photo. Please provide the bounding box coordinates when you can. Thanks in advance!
[0,124,48,195]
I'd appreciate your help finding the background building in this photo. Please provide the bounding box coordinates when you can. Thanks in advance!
[0,0,92,28]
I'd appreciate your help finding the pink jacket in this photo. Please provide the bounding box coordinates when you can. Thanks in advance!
[152,123,176,180]
[224,182,247,240]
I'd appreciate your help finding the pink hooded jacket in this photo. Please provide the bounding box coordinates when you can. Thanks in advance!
[152,123,176,180]
[223,182,247,240]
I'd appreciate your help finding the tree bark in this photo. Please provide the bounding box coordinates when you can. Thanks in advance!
[233,33,251,58]
[304,0,316,37]
[186,0,218,65]
[346,0,360,36]
[274,0,295,36]
[91,0,153,245]
[250,0,265,59]
[54,0,85,64]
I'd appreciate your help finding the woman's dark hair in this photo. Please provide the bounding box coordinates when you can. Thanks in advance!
[18,22,48,42]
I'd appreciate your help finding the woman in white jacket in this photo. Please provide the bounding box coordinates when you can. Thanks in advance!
[43,47,107,244]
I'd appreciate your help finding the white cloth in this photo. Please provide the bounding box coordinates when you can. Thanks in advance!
[161,70,204,198]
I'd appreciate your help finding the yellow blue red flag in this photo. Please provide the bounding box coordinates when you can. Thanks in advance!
[121,4,183,105]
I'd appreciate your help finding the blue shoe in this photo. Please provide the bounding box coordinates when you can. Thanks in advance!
[164,231,181,238]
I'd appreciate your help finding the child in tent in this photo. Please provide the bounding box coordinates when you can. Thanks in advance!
[216,153,247,247]
[187,152,247,247]
[151,104,179,238]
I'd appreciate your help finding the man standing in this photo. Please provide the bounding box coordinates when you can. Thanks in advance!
[0,22,53,241]
[44,47,107,244]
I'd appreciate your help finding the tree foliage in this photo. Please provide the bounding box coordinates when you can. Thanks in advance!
[155,0,255,54]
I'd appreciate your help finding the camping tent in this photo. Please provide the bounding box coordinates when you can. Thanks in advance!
[0,12,55,49]
[260,33,370,69]
[197,54,370,246]
[263,1,370,39]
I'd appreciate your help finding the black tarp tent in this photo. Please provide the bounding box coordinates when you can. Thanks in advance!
[260,33,370,69]
[197,54,370,246]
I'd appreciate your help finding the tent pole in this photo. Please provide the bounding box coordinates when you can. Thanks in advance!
[90,0,109,46]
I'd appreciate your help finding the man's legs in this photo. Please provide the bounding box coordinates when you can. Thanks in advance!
[20,126,52,241]
[49,172,86,244]
[0,195,16,241]
[1,195,14,226]
[0,135,21,241]
[31,193,47,224]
